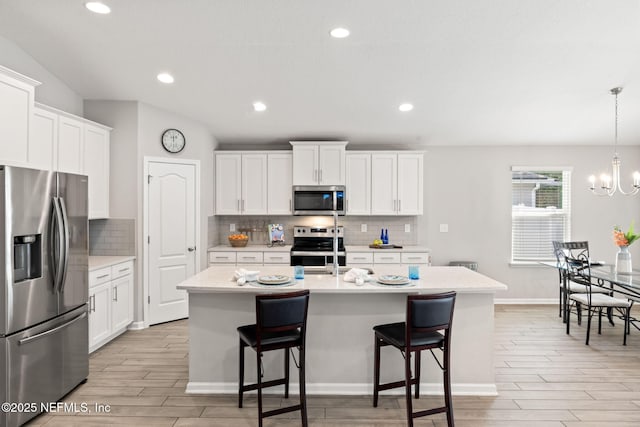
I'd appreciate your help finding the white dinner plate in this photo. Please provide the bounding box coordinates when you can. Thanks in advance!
[377,275,411,285]
[257,275,291,285]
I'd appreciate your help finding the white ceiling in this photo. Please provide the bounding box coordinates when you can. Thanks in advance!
[1,0,640,147]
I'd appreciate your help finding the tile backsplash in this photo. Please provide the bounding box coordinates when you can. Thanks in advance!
[89,218,136,255]
[213,215,418,247]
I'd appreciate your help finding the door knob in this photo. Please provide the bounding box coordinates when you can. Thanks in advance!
[188,247,196,252]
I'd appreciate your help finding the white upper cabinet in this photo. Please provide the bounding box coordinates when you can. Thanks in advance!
[241,153,268,214]
[368,151,423,216]
[290,141,347,185]
[57,115,84,174]
[215,153,242,214]
[267,152,293,214]
[84,123,110,219]
[30,107,57,170]
[0,66,39,167]
[345,153,371,215]
[215,152,268,215]
[397,153,423,215]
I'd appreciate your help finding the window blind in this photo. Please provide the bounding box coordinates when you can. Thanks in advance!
[511,168,572,262]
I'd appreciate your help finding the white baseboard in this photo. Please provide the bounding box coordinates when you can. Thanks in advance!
[495,298,556,305]
[127,321,146,330]
[185,381,497,396]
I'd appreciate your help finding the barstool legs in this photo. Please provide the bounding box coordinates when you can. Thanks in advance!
[284,348,290,399]
[238,339,245,408]
[299,345,308,427]
[373,336,381,407]
[404,351,414,427]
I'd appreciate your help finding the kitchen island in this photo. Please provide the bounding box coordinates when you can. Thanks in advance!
[177,265,507,396]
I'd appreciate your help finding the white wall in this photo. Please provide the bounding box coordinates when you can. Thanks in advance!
[0,35,83,115]
[421,145,640,300]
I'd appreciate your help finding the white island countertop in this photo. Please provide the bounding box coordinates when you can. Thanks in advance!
[177,265,507,294]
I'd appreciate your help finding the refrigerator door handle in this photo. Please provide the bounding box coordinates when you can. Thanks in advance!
[49,197,65,293]
[17,312,87,345]
[58,197,70,293]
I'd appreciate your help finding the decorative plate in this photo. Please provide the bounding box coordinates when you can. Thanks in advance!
[377,275,411,285]
[257,275,291,285]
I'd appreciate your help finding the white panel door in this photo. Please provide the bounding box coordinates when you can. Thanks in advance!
[0,73,33,166]
[397,153,424,215]
[57,116,83,174]
[83,124,110,219]
[148,162,196,325]
[30,107,57,170]
[89,282,111,349]
[292,144,318,185]
[111,275,133,332]
[371,153,398,215]
[241,153,268,214]
[267,152,293,214]
[215,153,241,214]
[318,144,346,185]
[346,153,371,214]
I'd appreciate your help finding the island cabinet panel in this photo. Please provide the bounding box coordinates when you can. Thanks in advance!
[0,67,37,167]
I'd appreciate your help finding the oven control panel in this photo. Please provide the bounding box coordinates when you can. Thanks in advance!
[293,226,344,237]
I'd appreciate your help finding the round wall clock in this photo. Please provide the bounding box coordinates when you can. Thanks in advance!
[161,128,186,153]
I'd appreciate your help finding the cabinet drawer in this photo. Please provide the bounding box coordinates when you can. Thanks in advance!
[373,252,401,264]
[347,252,373,264]
[264,252,291,264]
[89,267,111,287]
[237,252,264,264]
[401,253,430,265]
[111,260,134,279]
[209,251,237,264]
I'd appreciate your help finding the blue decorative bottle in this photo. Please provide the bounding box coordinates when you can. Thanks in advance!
[380,228,384,242]
[383,229,389,244]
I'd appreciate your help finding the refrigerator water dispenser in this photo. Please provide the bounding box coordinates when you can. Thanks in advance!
[13,234,42,282]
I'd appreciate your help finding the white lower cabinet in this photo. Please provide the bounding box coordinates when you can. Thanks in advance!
[347,251,431,267]
[89,260,134,353]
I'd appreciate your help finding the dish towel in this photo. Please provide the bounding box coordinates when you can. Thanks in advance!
[343,268,370,285]
[233,268,260,286]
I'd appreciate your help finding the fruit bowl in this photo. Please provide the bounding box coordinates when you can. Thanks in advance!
[228,234,249,247]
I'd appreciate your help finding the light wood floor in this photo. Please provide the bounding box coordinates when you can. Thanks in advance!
[26,305,640,426]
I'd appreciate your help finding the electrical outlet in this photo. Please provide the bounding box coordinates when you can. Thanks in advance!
[404,224,411,233]
[230,223,236,232]
[439,224,449,233]
[361,224,367,232]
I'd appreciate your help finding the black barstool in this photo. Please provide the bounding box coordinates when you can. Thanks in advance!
[238,289,310,427]
[373,291,456,427]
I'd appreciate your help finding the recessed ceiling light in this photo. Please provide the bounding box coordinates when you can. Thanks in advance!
[85,2,111,14]
[398,103,414,112]
[330,28,350,38]
[253,101,267,112]
[157,73,174,84]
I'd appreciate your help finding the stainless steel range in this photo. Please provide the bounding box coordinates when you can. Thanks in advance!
[290,226,346,269]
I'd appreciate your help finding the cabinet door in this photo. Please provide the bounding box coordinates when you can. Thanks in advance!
[241,154,268,214]
[267,152,293,214]
[57,116,83,174]
[111,275,133,332]
[318,144,346,185]
[84,124,110,219]
[0,71,34,166]
[292,144,318,185]
[346,153,371,214]
[30,107,57,170]
[371,154,398,215]
[215,153,242,214]
[89,282,111,350]
[397,153,423,215]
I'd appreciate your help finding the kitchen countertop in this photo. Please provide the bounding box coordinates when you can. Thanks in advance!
[89,255,136,271]
[177,264,506,294]
[208,244,292,252]
[346,245,430,252]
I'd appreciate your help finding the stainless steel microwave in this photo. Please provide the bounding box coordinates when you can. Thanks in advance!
[292,185,346,215]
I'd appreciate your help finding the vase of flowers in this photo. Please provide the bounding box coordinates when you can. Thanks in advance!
[613,222,639,273]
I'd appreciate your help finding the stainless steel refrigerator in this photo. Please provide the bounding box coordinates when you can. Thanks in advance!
[0,165,89,427]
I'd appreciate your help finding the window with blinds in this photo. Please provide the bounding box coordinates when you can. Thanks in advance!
[511,167,572,262]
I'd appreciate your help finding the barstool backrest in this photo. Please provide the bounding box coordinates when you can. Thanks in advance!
[406,292,456,347]
[255,290,310,342]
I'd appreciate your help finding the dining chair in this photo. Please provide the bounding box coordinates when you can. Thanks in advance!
[562,241,633,345]
[237,290,310,427]
[372,291,456,427]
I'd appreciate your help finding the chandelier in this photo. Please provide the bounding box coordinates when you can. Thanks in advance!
[589,87,640,196]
